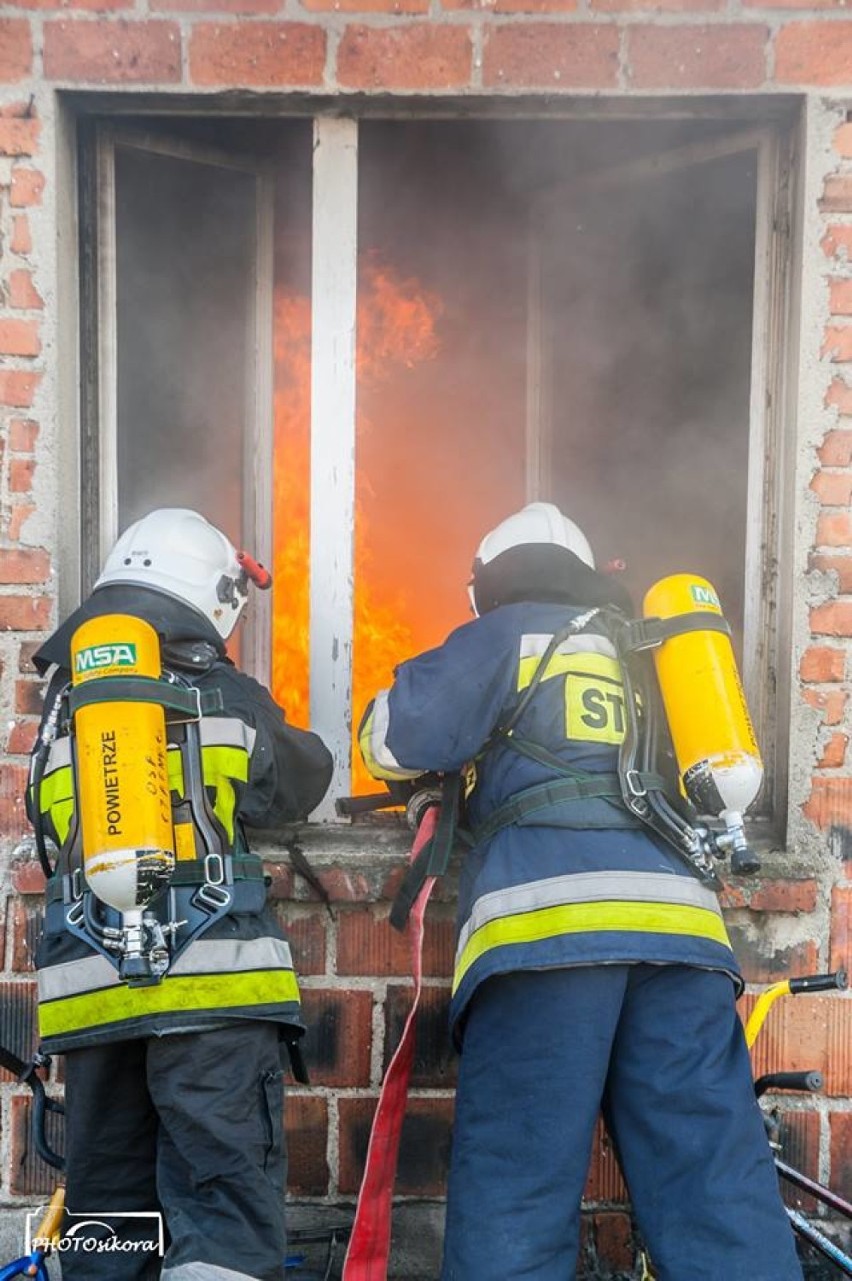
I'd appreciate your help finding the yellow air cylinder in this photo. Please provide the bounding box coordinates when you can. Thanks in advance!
[70,614,175,914]
[642,574,763,825]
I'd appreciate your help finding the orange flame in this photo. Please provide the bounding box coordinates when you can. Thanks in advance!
[272,256,444,794]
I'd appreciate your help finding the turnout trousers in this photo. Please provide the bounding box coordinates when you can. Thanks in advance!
[61,1022,287,1281]
[441,964,803,1281]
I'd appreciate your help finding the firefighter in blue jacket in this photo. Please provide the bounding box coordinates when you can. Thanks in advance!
[26,508,333,1281]
[360,502,802,1281]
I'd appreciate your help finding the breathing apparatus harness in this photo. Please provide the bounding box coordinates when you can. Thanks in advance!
[30,637,259,988]
[384,599,761,930]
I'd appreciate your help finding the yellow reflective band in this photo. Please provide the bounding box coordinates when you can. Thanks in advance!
[167,747,184,795]
[517,649,622,692]
[38,967,300,1040]
[201,745,248,841]
[452,900,732,995]
[36,765,75,844]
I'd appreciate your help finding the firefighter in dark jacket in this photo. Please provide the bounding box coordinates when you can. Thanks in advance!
[360,502,803,1281]
[26,508,333,1281]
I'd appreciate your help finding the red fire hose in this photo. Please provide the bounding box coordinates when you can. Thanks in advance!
[341,804,441,1281]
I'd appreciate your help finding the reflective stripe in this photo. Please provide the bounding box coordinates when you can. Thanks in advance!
[42,737,71,774]
[38,936,294,1002]
[453,871,731,994]
[517,632,616,691]
[359,692,421,782]
[39,968,300,1039]
[200,717,257,754]
[201,745,249,840]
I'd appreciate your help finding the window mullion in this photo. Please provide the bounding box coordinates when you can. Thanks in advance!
[309,115,359,818]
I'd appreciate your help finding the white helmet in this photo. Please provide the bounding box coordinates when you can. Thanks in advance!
[469,501,595,616]
[95,508,262,640]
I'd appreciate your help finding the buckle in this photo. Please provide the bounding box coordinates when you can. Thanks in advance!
[204,852,224,885]
[196,882,231,910]
[624,769,647,798]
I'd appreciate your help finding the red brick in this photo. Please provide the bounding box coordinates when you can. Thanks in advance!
[581,1212,635,1273]
[718,878,819,913]
[832,886,852,971]
[18,638,40,671]
[9,457,34,492]
[0,118,38,155]
[338,1095,454,1196]
[0,548,49,584]
[337,907,455,977]
[445,0,576,9]
[776,21,852,85]
[822,175,852,215]
[835,122,852,157]
[44,19,181,83]
[263,861,295,900]
[7,502,36,541]
[774,1111,820,1211]
[727,925,818,985]
[338,22,471,89]
[0,20,32,81]
[594,0,721,11]
[384,983,456,1087]
[7,718,37,754]
[819,423,852,462]
[816,510,852,546]
[823,225,852,262]
[10,214,31,255]
[10,1092,64,1196]
[6,0,132,9]
[0,594,51,631]
[831,278,852,317]
[0,981,38,1079]
[299,987,373,1086]
[584,1116,628,1202]
[308,0,428,10]
[820,731,849,768]
[285,1094,329,1196]
[0,763,29,836]
[190,22,325,86]
[0,370,39,407]
[8,269,44,309]
[743,992,847,1091]
[280,911,326,975]
[153,0,280,12]
[9,417,37,451]
[483,22,618,87]
[829,1111,852,1203]
[7,897,41,972]
[810,552,852,594]
[10,168,44,206]
[811,601,852,636]
[804,776,852,829]
[811,469,852,506]
[803,686,848,725]
[0,318,40,357]
[15,678,42,715]
[627,24,767,88]
[11,856,48,895]
[800,644,846,682]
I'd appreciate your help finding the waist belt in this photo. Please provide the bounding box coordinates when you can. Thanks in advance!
[47,855,265,906]
[470,771,665,847]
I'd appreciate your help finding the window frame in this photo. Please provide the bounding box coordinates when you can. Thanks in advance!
[78,105,800,833]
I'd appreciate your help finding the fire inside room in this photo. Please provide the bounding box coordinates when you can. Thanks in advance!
[91,115,760,797]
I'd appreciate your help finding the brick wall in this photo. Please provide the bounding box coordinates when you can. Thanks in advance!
[3,1,852,1274]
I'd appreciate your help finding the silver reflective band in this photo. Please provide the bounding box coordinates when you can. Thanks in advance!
[199,717,257,753]
[163,1263,263,1280]
[42,736,72,775]
[455,869,724,962]
[365,689,420,778]
[38,937,294,1002]
[518,632,617,662]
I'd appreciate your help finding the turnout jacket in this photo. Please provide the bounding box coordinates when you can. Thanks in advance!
[27,585,333,1055]
[361,600,741,1041]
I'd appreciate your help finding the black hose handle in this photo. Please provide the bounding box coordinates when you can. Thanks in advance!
[789,971,848,994]
[755,1070,823,1098]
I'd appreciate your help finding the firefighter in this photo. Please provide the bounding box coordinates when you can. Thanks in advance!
[26,508,333,1281]
[359,502,803,1281]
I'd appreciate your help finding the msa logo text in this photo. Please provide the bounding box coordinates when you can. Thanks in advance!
[690,584,720,609]
[74,643,138,674]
